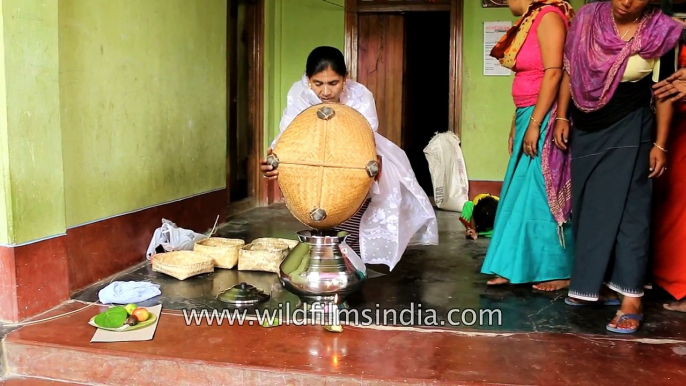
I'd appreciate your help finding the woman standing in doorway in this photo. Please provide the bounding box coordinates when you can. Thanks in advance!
[553,0,681,333]
[261,46,438,271]
[481,0,576,291]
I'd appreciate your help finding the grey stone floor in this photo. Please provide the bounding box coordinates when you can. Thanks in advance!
[70,204,686,339]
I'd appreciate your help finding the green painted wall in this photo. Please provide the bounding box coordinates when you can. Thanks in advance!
[0,1,9,244]
[461,0,584,181]
[0,0,228,244]
[263,0,345,149]
[460,2,517,181]
[0,0,65,244]
[59,0,227,227]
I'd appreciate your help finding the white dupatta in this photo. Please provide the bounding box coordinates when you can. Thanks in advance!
[271,75,438,271]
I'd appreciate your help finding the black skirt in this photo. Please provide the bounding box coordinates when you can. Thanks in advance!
[567,106,654,301]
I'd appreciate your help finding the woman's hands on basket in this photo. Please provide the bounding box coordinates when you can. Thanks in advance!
[260,148,278,180]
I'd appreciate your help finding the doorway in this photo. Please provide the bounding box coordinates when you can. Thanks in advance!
[226,0,265,213]
[402,11,451,195]
[354,9,453,196]
[227,0,249,204]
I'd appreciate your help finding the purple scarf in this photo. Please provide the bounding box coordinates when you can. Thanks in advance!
[565,2,682,112]
[541,2,682,228]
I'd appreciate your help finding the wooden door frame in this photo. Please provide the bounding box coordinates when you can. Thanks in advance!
[227,0,266,214]
[227,0,240,210]
[344,0,463,137]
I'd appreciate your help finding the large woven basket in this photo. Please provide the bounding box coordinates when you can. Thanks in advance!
[152,251,214,280]
[238,242,289,274]
[194,237,245,269]
[270,104,378,229]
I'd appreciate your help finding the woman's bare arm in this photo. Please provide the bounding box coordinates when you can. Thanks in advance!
[533,13,566,121]
[556,72,571,118]
[522,12,567,156]
[650,96,672,179]
[553,71,572,150]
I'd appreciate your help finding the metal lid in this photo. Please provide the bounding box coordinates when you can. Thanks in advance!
[217,282,270,306]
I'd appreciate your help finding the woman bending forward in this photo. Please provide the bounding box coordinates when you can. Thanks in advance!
[261,46,438,271]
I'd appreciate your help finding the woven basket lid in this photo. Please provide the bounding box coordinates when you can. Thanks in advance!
[271,104,378,229]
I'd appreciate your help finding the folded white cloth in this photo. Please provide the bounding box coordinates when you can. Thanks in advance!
[98,281,161,305]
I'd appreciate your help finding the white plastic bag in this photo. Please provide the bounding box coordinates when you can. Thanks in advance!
[423,131,469,212]
[146,219,208,259]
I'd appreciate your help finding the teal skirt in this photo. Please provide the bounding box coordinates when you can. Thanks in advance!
[480,106,574,284]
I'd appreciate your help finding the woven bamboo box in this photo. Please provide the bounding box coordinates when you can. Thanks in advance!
[152,251,214,280]
[194,237,245,269]
[251,237,299,249]
[238,242,289,274]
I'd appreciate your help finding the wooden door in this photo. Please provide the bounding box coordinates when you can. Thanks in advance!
[345,0,463,138]
[228,0,267,211]
[356,14,405,147]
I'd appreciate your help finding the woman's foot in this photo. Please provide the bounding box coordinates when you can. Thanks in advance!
[532,280,570,291]
[487,277,510,286]
[664,299,686,313]
[607,297,642,333]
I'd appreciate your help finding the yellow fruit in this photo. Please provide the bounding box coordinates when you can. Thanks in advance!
[324,324,343,333]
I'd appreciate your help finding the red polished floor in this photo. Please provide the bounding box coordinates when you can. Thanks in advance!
[0,377,88,385]
[3,301,686,385]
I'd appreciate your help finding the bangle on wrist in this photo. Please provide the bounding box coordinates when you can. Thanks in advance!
[555,117,569,122]
[530,116,542,126]
[654,143,668,153]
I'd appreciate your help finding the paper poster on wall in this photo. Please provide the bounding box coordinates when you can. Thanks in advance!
[484,21,512,76]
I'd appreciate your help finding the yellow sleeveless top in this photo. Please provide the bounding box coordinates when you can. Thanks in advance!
[622,55,660,83]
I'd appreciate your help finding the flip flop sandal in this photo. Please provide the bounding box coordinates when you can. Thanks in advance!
[606,311,643,334]
[564,296,621,306]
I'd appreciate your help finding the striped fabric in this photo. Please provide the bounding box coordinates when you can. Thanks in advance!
[333,198,371,256]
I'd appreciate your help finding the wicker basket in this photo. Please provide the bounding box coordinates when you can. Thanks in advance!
[238,242,289,273]
[251,237,299,249]
[194,237,245,269]
[152,251,214,280]
[270,104,378,229]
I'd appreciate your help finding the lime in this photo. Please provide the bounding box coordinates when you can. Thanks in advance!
[261,318,281,328]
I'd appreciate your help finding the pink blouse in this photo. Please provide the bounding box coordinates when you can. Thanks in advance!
[511,7,568,108]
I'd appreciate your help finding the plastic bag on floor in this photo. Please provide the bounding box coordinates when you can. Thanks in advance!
[423,131,469,212]
[146,219,207,260]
